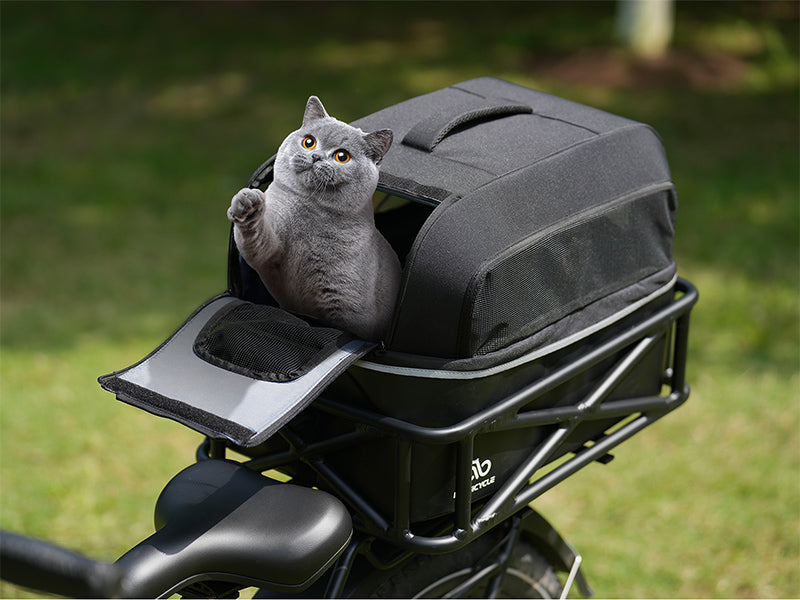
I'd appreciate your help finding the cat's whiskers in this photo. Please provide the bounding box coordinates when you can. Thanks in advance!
[306,175,328,203]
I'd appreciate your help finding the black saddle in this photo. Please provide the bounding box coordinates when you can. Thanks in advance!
[115,459,353,598]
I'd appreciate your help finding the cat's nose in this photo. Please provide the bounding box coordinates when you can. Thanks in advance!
[311,153,322,162]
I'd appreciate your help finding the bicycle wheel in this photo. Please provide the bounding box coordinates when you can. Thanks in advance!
[350,533,563,599]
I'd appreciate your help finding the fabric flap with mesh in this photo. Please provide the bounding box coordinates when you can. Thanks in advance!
[98,296,376,447]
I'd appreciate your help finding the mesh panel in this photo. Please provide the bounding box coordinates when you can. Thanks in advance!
[464,190,674,356]
[194,301,354,382]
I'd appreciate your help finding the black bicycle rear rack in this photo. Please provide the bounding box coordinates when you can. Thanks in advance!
[199,278,697,554]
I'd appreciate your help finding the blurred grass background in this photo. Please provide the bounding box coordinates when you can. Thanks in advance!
[1,1,797,597]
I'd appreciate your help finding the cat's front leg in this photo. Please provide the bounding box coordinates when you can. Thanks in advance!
[228,187,281,267]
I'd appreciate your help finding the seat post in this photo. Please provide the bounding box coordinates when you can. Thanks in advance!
[208,438,227,459]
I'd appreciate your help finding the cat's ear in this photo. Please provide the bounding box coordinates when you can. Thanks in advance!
[303,96,329,126]
[363,129,393,165]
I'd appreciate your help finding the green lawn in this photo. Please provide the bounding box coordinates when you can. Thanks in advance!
[1,2,798,598]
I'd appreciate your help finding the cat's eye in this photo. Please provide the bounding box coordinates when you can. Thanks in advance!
[301,135,316,150]
[334,149,350,163]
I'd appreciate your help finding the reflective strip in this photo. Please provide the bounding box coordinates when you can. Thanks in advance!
[355,276,677,380]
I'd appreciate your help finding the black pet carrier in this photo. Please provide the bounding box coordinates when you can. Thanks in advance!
[100,78,697,545]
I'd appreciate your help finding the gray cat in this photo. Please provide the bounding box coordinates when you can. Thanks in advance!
[227,96,401,342]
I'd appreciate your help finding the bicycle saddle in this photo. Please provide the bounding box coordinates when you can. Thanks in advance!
[114,459,352,598]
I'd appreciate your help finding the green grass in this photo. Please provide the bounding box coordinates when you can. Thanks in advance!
[1,2,798,598]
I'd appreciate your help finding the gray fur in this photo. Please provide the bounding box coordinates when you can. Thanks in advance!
[227,96,401,341]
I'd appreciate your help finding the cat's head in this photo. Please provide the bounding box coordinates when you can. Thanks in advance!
[274,96,393,201]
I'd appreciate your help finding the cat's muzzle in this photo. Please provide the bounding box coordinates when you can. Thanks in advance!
[292,153,336,188]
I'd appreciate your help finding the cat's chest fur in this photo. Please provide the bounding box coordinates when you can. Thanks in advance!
[263,196,373,310]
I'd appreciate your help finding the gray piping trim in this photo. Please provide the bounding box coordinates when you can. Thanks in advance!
[354,275,677,380]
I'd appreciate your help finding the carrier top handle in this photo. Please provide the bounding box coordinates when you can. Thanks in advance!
[402,97,532,152]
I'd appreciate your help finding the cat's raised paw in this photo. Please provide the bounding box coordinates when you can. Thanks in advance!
[227,188,265,223]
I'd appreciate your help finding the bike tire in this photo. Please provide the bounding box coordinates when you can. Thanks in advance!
[350,534,563,599]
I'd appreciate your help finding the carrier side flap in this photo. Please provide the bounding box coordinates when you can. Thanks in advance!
[98,296,376,447]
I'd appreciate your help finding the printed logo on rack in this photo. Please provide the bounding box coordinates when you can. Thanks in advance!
[471,457,492,479]
[454,457,496,498]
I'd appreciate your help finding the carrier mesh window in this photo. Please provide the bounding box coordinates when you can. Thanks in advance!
[194,301,354,382]
[464,190,674,356]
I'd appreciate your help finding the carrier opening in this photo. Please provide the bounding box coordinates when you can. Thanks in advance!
[372,191,434,268]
